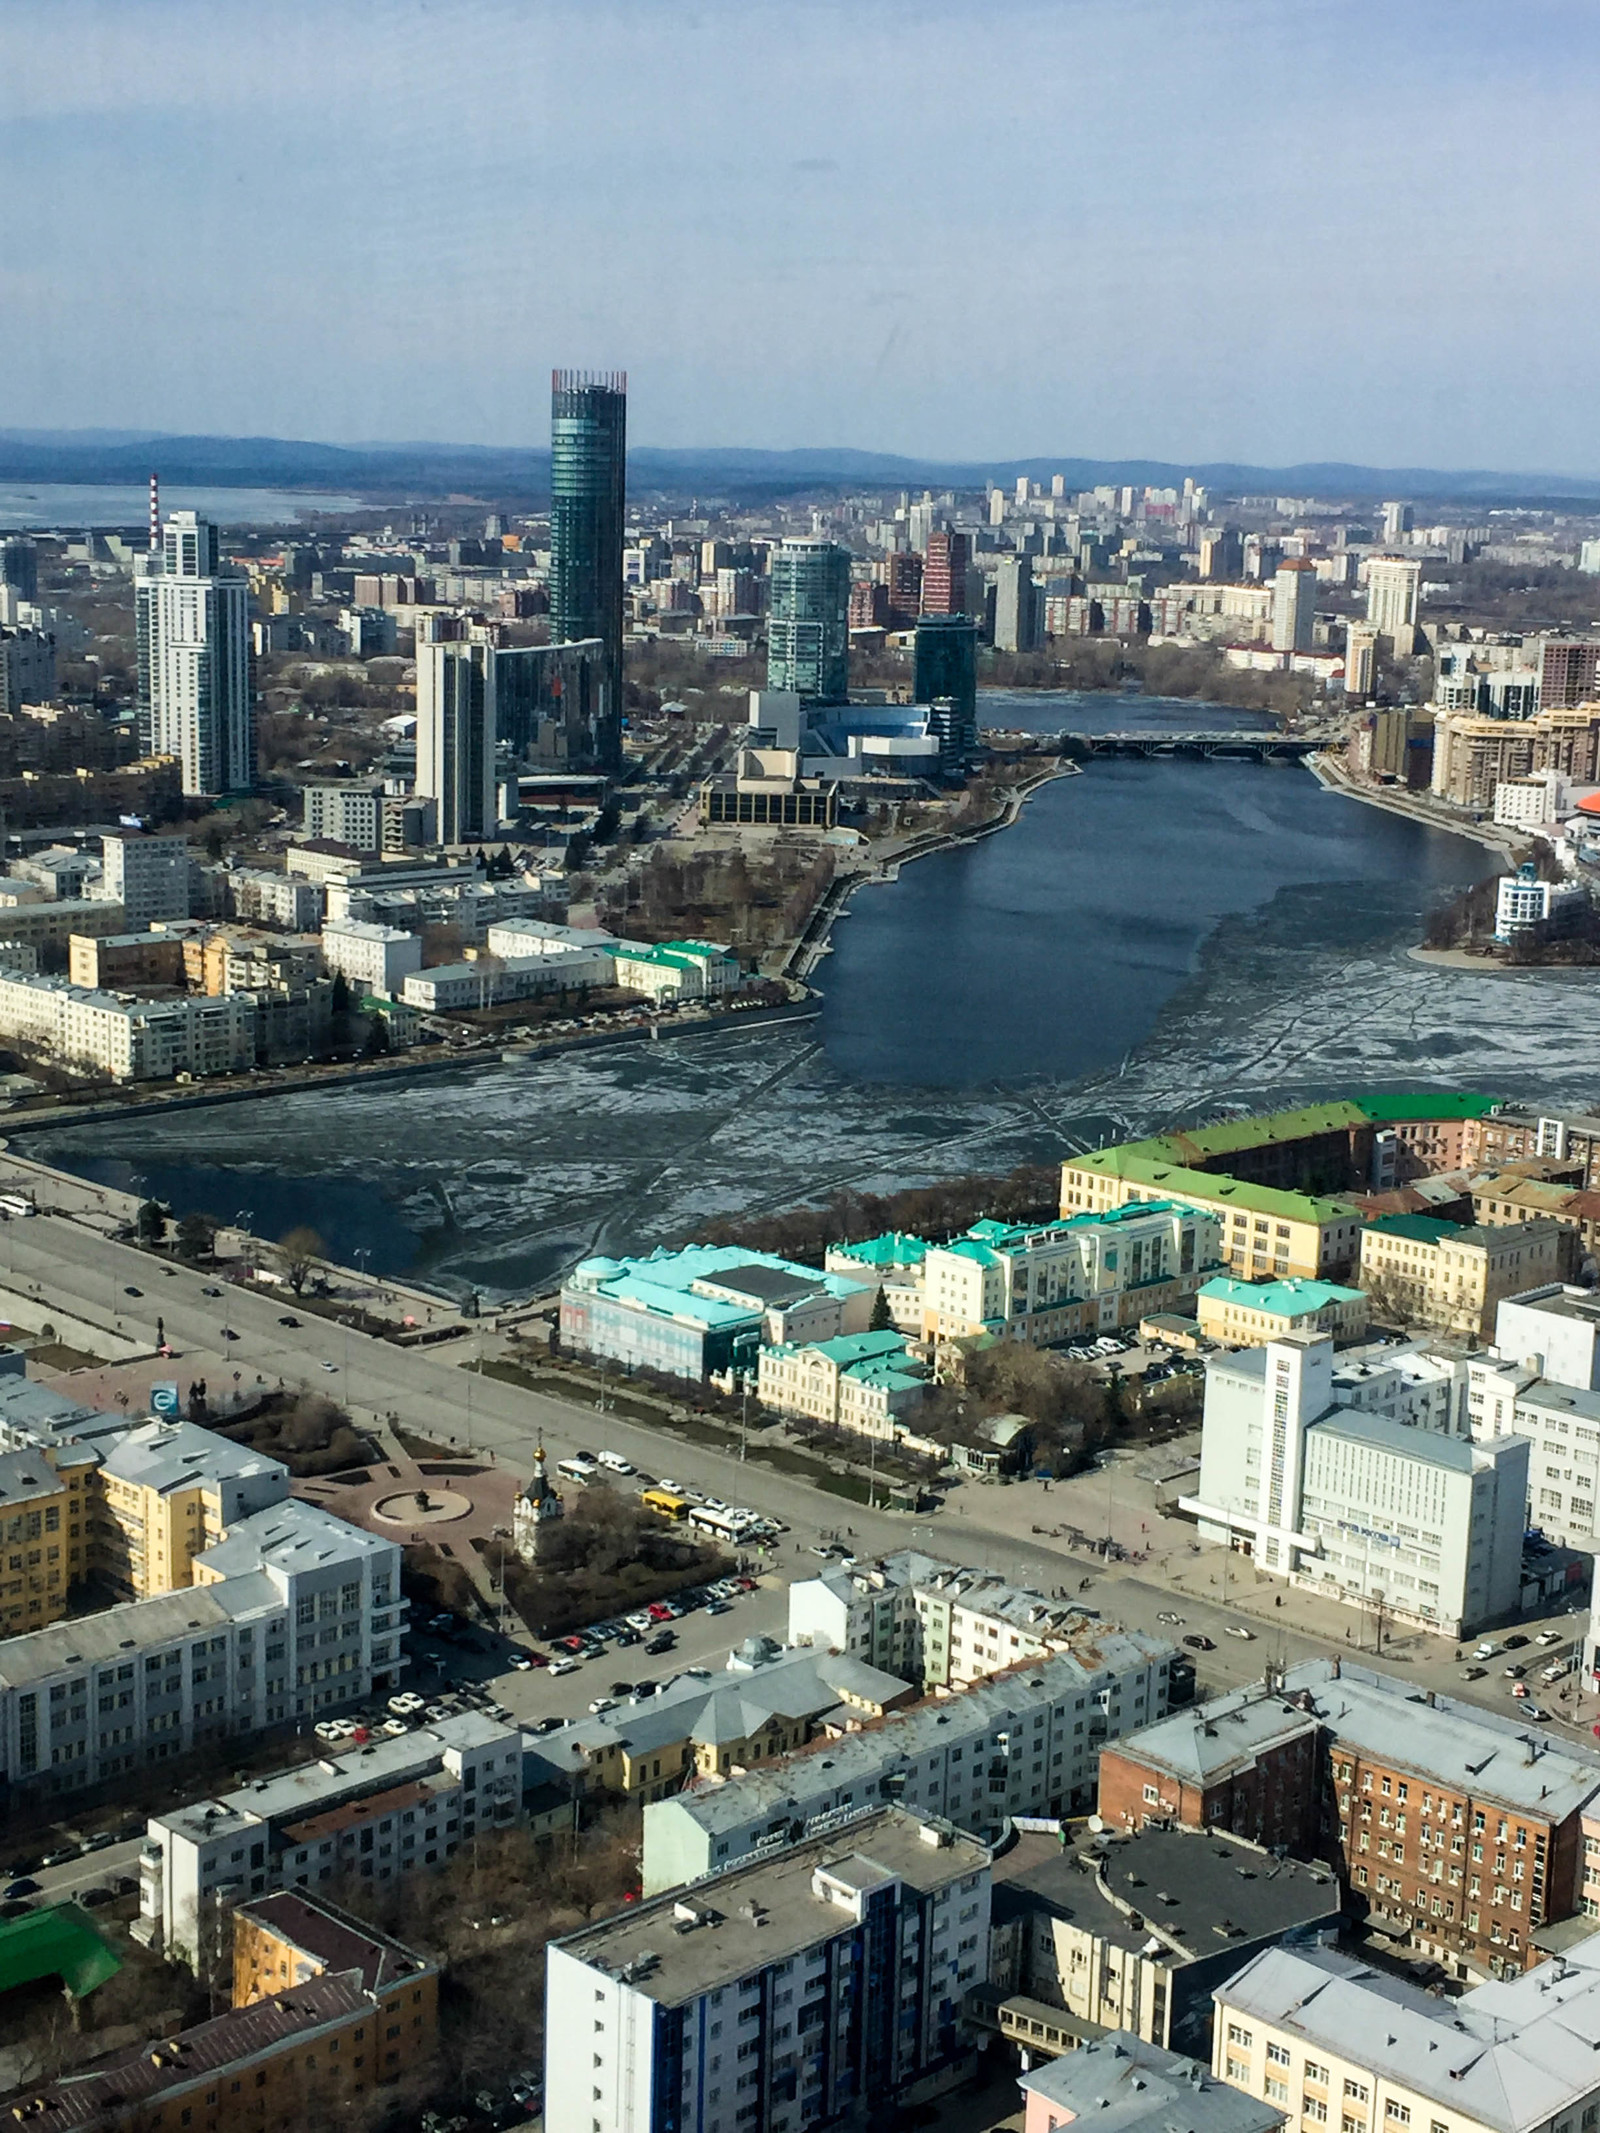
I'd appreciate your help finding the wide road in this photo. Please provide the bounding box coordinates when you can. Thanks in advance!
[3,1214,1592,1732]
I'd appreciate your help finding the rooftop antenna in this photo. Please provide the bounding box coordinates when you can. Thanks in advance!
[148,471,160,552]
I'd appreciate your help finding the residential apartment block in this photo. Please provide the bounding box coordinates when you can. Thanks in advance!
[93,1416,289,1600]
[0,1498,404,1796]
[988,1823,1341,2060]
[142,1712,521,1966]
[548,1808,991,2133]
[0,1889,439,2133]
[0,970,256,1081]
[1187,1333,1527,1634]
[789,1550,1123,1695]
[1214,1940,1600,2133]
[1023,2034,1284,2133]
[1108,1660,1600,1980]
[643,1633,1176,1894]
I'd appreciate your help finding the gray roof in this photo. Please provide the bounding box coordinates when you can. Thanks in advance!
[1020,2031,1285,2133]
[102,1417,285,1496]
[556,1806,988,2007]
[994,1825,1341,1961]
[529,1647,911,1773]
[194,1498,395,1577]
[1503,1285,1600,1327]
[1104,1682,1319,1790]
[153,1713,517,1848]
[1283,1660,1600,1823]
[1216,1941,1600,2133]
[654,1633,1172,1838]
[1309,1408,1479,1469]
[1514,1381,1600,1426]
[0,1448,67,1509]
[0,1584,282,1690]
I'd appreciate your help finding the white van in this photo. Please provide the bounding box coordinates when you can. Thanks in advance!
[557,1456,596,1484]
[597,1450,635,1475]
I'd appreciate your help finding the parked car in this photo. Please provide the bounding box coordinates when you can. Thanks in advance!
[532,1716,563,1734]
[645,1632,675,1655]
[508,1654,533,1672]
[549,1658,579,1676]
[1184,1634,1216,1651]
[4,1879,38,1899]
[1462,1665,1488,1681]
[1224,1625,1255,1640]
[1503,1634,1529,1649]
[79,1887,113,1910]
[1504,1664,1526,1679]
[278,1314,301,1328]
[613,1628,641,1646]
[1524,1703,1552,1721]
[588,1697,616,1715]
[387,1692,426,1717]
[705,1598,731,1615]
[1536,1628,1563,1646]
[1156,1611,1184,1625]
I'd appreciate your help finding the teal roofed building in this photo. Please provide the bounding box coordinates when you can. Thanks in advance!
[560,1244,875,1383]
[1196,1275,1369,1347]
[609,938,739,1004]
[825,1233,930,1334]
[757,1328,931,1442]
[923,1199,1227,1351]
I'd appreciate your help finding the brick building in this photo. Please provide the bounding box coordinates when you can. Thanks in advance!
[1099,1660,1600,1982]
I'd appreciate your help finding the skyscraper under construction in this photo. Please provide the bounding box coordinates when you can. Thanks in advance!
[549,370,626,771]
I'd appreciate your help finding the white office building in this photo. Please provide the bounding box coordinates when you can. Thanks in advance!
[1366,554,1422,652]
[141,1712,521,1967]
[415,639,495,844]
[319,919,422,1000]
[1185,1333,1528,1635]
[1496,1285,1600,1391]
[135,512,254,796]
[99,832,191,926]
[547,1808,991,2133]
[642,1633,1176,1893]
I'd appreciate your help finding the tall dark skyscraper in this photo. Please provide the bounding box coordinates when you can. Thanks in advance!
[549,370,626,770]
[913,613,978,776]
[767,538,851,704]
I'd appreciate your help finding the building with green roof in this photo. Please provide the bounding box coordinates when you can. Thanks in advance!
[0,1902,121,2003]
[757,1328,930,1442]
[1196,1275,1369,1348]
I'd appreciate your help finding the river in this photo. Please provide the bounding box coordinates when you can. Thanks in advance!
[27,691,1600,1302]
[0,484,365,529]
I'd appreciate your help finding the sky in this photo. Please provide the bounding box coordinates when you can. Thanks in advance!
[2,0,1597,473]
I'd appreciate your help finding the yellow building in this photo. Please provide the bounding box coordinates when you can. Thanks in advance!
[1061,1147,1364,1282]
[89,1418,289,1601]
[0,1441,92,1634]
[67,930,189,991]
[1357,1214,1570,1341]
[1195,1276,1370,1349]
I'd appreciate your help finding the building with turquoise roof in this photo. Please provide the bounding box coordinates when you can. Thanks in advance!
[1195,1274,1369,1348]
[757,1328,931,1440]
[608,938,739,1003]
[560,1244,874,1382]
[922,1200,1226,1350]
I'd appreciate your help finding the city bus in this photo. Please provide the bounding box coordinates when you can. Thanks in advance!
[688,1506,761,1548]
[640,1487,691,1522]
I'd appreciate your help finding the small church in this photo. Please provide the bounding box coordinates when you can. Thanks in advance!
[512,1445,564,1564]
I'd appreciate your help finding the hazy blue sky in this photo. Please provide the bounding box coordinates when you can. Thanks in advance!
[2,0,1595,470]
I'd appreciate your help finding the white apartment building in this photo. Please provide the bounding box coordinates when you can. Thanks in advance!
[643,1633,1177,1892]
[402,944,611,1013]
[135,512,253,796]
[415,638,495,844]
[191,1498,404,1718]
[1495,865,1588,941]
[319,918,422,1000]
[1215,1940,1600,2133]
[1493,771,1570,830]
[100,833,191,926]
[225,868,325,931]
[1496,1284,1600,1391]
[921,1200,1224,1348]
[789,1550,1116,1693]
[548,1809,992,2133]
[1365,554,1422,650]
[1186,1333,1528,1634]
[0,972,255,1081]
[142,1711,521,1967]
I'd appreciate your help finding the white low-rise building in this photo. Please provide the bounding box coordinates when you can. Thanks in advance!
[1185,1332,1528,1635]
[1495,1283,1600,1391]
[1493,770,1571,830]
[224,868,325,931]
[402,943,612,1012]
[319,918,422,1000]
[142,1711,521,1966]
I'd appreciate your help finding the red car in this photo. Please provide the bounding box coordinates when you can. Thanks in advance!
[556,1634,589,1652]
[732,1576,757,1593]
[525,1650,550,1668]
[646,1603,674,1623]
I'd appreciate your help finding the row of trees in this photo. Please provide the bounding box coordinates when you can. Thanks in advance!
[691,1162,1061,1264]
[135,1203,329,1293]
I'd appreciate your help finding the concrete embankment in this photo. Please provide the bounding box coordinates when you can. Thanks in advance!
[1306,752,1515,861]
[0,996,821,1137]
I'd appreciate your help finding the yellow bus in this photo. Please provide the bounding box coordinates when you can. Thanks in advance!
[640,1487,691,1522]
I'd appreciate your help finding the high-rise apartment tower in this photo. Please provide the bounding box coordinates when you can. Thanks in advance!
[921,529,971,616]
[549,370,626,771]
[767,538,851,703]
[135,511,253,796]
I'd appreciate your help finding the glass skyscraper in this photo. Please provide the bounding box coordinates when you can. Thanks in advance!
[135,511,253,796]
[767,537,851,704]
[913,613,979,777]
[549,371,626,771]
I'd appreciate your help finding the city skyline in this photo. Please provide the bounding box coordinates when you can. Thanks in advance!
[4,0,1599,471]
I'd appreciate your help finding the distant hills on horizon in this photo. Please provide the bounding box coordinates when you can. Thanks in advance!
[1,426,1598,507]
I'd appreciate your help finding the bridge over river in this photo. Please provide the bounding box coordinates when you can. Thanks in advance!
[1061,728,1329,760]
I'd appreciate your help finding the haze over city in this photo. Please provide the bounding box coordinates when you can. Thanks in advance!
[4,0,1600,471]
